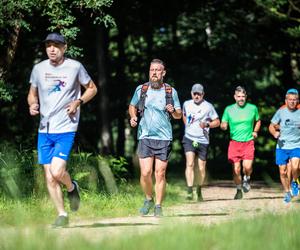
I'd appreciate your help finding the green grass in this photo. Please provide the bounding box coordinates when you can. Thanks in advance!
[0,180,183,226]
[0,210,300,250]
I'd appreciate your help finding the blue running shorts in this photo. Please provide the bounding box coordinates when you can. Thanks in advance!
[37,132,76,164]
[276,148,300,166]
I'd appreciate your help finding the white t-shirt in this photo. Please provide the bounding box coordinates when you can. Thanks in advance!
[183,99,219,144]
[30,58,91,133]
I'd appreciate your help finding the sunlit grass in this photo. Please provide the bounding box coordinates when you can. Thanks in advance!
[1,210,300,250]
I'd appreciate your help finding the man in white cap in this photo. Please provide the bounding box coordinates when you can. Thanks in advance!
[182,83,220,201]
[27,32,97,227]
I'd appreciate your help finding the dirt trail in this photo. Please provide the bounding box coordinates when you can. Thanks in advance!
[56,180,300,242]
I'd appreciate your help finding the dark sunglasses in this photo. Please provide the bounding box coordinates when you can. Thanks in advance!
[193,92,203,96]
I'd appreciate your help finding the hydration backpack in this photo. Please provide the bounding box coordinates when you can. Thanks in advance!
[136,82,174,118]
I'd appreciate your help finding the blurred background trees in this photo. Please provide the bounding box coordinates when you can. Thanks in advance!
[1,0,300,181]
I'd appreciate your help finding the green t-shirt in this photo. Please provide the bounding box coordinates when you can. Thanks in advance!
[221,103,260,142]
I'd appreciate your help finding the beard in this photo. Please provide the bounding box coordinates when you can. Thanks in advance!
[150,81,161,89]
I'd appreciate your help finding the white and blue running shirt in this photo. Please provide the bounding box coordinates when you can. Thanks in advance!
[30,58,91,133]
[183,99,219,144]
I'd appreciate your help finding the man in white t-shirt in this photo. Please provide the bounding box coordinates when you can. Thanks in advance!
[182,83,220,201]
[27,33,97,227]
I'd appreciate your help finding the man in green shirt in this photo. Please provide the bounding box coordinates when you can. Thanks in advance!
[220,86,261,199]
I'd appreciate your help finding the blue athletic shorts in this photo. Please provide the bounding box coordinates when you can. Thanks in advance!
[37,132,76,164]
[275,148,300,165]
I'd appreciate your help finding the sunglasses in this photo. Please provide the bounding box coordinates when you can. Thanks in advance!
[193,92,203,96]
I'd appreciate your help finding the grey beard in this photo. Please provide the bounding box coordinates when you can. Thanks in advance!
[150,81,161,89]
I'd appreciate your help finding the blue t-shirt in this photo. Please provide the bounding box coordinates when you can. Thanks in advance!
[130,84,181,140]
[271,107,300,149]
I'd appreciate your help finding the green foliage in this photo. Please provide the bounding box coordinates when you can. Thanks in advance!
[0,79,13,102]
[98,155,128,183]
[0,144,34,198]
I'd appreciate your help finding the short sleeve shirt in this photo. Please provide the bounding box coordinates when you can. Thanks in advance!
[30,58,91,133]
[130,84,181,140]
[271,107,300,149]
[221,103,260,142]
[183,99,219,144]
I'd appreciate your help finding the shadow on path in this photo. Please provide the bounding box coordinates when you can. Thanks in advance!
[70,222,159,229]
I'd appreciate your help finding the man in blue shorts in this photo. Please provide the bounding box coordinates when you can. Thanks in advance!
[27,33,97,226]
[269,88,300,203]
[129,59,182,216]
[182,83,220,201]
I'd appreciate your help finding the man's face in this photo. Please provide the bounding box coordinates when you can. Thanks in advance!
[192,92,204,104]
[234,91,247,107]
[286,94,299,110]
[45,42,66,64]
[149,63,166,84]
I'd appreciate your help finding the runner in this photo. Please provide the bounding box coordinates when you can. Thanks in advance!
[269,88,300,203]
[128,58,182,216]
[220,86,261,199]
[182,83,220,201]
[27,32,97,226]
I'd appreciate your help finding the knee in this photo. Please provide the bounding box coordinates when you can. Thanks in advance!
[186,162,194,169]
[140,169,152,179]
[233,167,241,175]
[155,169,166,180]
[49,167,64,181]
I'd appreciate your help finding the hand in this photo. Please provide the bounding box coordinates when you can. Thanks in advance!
[130,116,138,127]
[66,100,81,115]
[29,103,39,116]
[273,131,280,139]
[166,104,175,114]
[200,121,209,129]
[252,131,258,138]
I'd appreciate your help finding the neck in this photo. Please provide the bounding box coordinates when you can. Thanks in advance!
[50,57,65,66]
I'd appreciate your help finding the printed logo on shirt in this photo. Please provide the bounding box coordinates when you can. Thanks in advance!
[48,80,66,95]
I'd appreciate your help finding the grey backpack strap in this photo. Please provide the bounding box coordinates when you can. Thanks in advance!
[136,82,150,118]
[164,83,174,106]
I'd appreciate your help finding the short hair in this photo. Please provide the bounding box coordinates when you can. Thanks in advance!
[235,85,247,95]
[150,58,166,69]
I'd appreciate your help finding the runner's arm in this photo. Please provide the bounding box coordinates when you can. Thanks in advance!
[129,104,138,127]
[220,121,228,131]
[269,123,280,139]
[67,80,97,115]
[252,119,261,138]
[27,85,39,116]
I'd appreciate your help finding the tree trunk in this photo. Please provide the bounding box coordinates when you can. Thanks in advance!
[0,24,21,82]
[96,26,113,154]
[97,157,118,194]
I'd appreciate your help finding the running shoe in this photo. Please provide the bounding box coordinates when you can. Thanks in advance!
[196,186,203,201]
[186,192,193,200]
[283,192,292,203]
[242,178,251,193]
[139,198,154,215]
[234,189,243,200]
[154,205,163,217]
[52,215,69,228]
[67,180,80,211]
[291,181,299,197]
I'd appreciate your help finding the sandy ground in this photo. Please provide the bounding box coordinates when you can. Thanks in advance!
[49,180,300,242]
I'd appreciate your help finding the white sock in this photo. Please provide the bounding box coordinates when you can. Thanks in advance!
[59,212,68,217]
